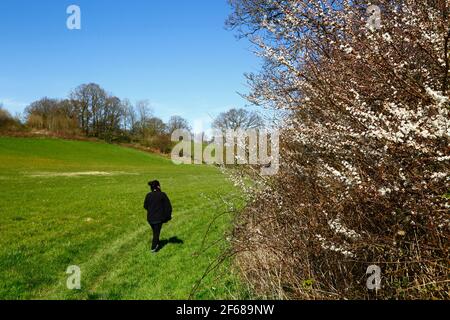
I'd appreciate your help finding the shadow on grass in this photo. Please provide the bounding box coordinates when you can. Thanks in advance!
[158,236,184,251]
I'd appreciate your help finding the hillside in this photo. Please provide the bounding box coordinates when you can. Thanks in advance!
[0,137,243,299]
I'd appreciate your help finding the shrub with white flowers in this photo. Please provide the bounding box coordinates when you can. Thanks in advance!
[227,0,449,299]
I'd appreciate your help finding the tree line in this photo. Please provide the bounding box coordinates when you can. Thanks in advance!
[0,83,263,153]
[21,83,191,152]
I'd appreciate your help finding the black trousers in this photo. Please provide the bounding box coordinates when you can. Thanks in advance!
[150,223,163,250]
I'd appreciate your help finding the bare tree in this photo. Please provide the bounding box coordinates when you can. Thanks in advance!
[135,100,153,139]
[100,96,125,142]
[167,115,191,134]
[121,98,137,132]
[136,100,152,123]
[70,83,107,136]
[212,108,263,131]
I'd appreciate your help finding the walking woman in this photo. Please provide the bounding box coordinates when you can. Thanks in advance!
[144,180,172,253]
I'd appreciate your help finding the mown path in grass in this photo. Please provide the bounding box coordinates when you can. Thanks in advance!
[0,137,244,299]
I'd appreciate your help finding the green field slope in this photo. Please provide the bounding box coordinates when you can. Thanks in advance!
[0,137,243,300]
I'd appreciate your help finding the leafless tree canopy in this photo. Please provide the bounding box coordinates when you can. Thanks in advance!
[212,108,264,131]
[167,115,192,134]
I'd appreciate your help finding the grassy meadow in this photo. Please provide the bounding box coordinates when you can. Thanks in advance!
[0,137,244,299]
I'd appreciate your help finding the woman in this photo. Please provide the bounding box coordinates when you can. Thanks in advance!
[144,180,172,253]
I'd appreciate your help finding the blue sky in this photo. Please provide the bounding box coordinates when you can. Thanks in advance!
[0,0,260,131]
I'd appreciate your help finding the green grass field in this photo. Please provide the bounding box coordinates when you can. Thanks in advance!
[0,137,244,300]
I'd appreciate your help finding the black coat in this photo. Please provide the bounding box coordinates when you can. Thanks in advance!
[144,191,172,224]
